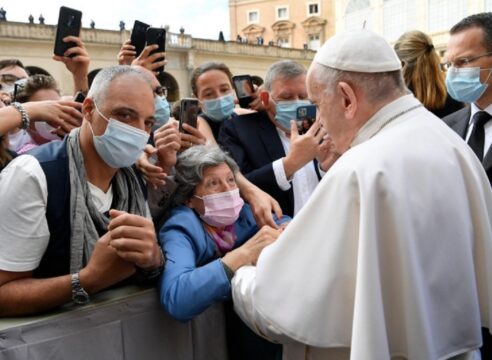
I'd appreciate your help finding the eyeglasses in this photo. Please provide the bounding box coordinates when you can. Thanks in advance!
[153,85,167,99]
[440,52,492,71]
[0,74,21,84]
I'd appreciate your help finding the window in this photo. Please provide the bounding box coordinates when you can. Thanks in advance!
[276,6,288,20]
[277,37,290,48]
[248,10,259,24]
[383,0,416,41]
[308,34,321,50]
[428,0,466,33]
[308,2,320,16]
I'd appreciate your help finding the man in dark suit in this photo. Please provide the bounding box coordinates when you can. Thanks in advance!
[218,60,335,217]
[442,12,492,357]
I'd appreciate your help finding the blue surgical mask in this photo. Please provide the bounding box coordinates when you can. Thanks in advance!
[90,103,150,168]
[446,67,492,103]
[153,96,170,131]
[274,100,311,130]
[202,93,235,122]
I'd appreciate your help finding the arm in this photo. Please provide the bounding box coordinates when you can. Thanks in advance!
[52,36,90,95]
[158,223,232,322]
[117,40,136,65]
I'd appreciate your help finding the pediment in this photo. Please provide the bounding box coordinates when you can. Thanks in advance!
[301,16,327,27]
[271,20,295,31]
[242,24,265,33]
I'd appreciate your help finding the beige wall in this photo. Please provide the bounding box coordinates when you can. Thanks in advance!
[0,21,315,100]
[229,0,335,49]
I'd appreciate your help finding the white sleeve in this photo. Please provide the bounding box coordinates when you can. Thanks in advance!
[0,155,50,272]
[232,265,297,344]
[272,158,292,191]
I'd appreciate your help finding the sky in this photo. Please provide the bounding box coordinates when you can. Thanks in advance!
[2,0,230,40]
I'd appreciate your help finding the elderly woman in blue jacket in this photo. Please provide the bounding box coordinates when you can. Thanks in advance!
[159,145,287,359]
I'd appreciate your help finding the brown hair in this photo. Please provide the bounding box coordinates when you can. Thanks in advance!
[190,62,233,96]
[15,74,60,103]
[394,30,446,110]
[0,136,12,168]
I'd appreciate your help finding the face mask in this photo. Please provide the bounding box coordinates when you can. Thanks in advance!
[195,188,244,227]
[446,67,492,103]
[153,96,170,131]
[33,122,60,141]
[90,103,150,168]
[202,93,235,122]
[274,100,311,130]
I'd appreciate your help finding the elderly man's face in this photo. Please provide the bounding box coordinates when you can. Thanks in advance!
[446,27,492,105]
[265,74,307,115]
[89,76,155,137]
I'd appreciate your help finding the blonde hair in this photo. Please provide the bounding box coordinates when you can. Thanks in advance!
[394,30,446,110]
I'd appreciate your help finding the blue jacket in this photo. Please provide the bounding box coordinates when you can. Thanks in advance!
[158,204,259,322]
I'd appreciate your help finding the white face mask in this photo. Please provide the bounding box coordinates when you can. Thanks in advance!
[90,103,149,168]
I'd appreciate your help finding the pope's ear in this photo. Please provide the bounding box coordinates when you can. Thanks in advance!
[260,91,269,106]
[337,82,357,119]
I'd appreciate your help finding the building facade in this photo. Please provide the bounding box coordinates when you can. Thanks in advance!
[229,0,336,50]
[0,20,316,98]
[337,0,492,53]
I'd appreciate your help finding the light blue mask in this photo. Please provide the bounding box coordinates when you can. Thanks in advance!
[203,93,235,122]
[91,103,150,168]
[274,100,311,130]
[153,96,170,131]
[446,67,492,103]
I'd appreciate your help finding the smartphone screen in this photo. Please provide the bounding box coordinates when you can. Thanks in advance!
[130,20,150,57]
[232,75,254,108]
[296,105,316,133]
[146,27,166,73]
[179,98,199,132]
[53,6,82,57]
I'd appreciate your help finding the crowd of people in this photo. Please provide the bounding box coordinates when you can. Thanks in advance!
[0,10,492,360]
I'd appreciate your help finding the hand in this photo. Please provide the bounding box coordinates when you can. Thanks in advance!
[154,121,180,172]
[316,135,341,172]
[131,44,166,75]
[118,40,136,65]
[107,210,162,271]
[24,100,83,136]
[52,36,90,93]
[222,226,281,270]
[247,84,265,112]
[241,183,283,229]
[136,145,168,189]
[283,120,326,179]
[80,231,136,294]
[179,122,207,151]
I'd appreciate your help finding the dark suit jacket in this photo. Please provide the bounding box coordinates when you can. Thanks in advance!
[442,106,492,186]
[218,111,297,216]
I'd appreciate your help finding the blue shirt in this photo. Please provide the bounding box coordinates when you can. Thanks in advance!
[158,204,259,322]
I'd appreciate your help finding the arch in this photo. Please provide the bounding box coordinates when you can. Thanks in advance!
[25,66,51,77]
[156,72,180,102]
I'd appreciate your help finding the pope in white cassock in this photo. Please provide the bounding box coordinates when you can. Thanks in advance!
[231,30,492,360]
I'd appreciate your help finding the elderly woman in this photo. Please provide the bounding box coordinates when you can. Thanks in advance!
[159,145,287,359]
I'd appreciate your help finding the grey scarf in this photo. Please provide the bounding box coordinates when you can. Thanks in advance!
[67,128,147,273]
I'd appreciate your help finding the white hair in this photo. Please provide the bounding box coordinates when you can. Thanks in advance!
[87,65,152,105]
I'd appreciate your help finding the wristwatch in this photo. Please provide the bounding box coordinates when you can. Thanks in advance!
[71,272,90,305]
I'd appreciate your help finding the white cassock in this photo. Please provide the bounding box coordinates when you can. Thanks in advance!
[232,94,492,360]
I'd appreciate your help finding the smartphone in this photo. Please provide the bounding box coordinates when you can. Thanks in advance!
[53,6,82,57]
[74,91,86,103]
[130,20,150,57]
[179,98,199,132]
[146,27,166,73]
[232,75,254,108]
[296,104,316,133]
